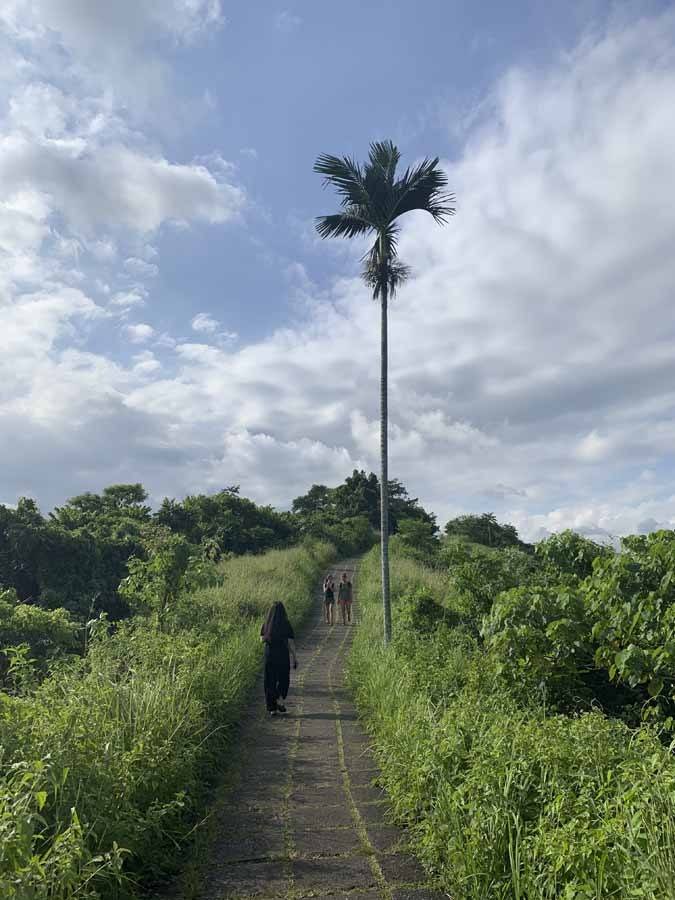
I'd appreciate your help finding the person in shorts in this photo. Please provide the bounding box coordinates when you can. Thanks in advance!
[323,574,335,625]
[337,572,353,625]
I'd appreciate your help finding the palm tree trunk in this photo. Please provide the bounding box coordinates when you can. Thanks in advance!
[379,273,391,644]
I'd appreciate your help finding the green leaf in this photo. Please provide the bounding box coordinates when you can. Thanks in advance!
[648,676,664,697]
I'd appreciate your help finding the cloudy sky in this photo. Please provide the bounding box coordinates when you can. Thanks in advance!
[2,0,675,540]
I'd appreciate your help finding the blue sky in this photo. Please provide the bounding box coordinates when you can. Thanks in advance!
[155,0,622,343]
[2,0,675,540]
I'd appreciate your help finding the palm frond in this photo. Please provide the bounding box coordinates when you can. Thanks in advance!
[361,141,401,227]
[390,157,455,223]
[313,153,373,212]
[315,211,372,240]
[362,227,410,300]
[362,255,411,300]
[368,140,400,185]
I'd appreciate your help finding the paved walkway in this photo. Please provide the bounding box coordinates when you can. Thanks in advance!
[191,561,444,900]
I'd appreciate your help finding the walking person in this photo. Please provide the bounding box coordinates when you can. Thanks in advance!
[323,574,335,625]
[337,572,353,625]
[260,601,297,716]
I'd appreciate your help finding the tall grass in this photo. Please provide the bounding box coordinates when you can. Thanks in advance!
[0,540,333,899]
[348,543,675,899]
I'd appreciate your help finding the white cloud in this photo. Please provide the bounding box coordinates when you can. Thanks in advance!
[190,312,239,344]
[133,350,161,377]
[110,288,147,308]
[191,312,219,334]
[126,323,155,344]
[0,137,244,236]
[4,9,675,543]
[124,257,159,279]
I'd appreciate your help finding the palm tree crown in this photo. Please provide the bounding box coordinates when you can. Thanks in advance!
[314,140,455,295]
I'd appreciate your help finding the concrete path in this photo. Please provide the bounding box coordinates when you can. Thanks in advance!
[191,561,444,900]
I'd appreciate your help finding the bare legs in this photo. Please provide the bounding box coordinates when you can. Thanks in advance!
[338,602,352,625]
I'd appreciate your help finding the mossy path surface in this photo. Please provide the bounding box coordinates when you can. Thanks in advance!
[180,559,443,900]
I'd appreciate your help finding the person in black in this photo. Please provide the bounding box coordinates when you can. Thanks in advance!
[260,601,297,716]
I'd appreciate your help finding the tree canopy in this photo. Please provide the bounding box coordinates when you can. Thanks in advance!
[444,513,531,551]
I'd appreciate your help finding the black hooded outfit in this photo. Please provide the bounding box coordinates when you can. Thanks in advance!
[260,602,295,712]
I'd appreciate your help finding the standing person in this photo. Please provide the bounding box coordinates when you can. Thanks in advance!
[337,572,353,625]
[260,601,297,716]
[323,574,335,625]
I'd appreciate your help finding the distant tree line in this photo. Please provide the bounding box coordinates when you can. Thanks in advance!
[291,469,437,555]
[0,470,439,621]
[444,512,532,551]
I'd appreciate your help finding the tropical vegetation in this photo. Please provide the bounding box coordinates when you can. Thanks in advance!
[349,525,675,899]
[0,539,333,899]
[0,471,436,897]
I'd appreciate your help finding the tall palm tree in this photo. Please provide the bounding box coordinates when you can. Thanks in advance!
[314,141,454,643]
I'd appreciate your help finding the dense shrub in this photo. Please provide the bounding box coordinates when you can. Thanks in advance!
[349,542,675,899]
[482,529,675,725]
[0,589,80,667]
[441,538,541,621]
[156,488,297,556]
[535,528,612,580]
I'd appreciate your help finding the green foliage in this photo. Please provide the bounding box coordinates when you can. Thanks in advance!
[444,512,531,550]
[349,540,675,899]
[585,531,675,714]
[156,487,296,557]
[51,484,151,537]
[0,541,334,899]
[535,528,612,580]
[442,538,541,622]
[0,759,125,899]
[119,527,194,627]
[0,482,307,622]
[395,517,439,565]
[395,587,460,637]
[314,140,454,300]
[481,529,675,724]
[292,469,435,549]
[298,514,375,557]
[0,588,80,685]
[482,583,592,704]
[0,489,147,618]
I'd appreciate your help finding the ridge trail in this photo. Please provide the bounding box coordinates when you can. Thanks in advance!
[180,558,443,900]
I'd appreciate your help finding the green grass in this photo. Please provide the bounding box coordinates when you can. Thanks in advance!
[0,540,334,899]
[348,543,675,899]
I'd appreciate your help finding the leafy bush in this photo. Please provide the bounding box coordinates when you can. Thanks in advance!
[535,529,612,580]
[395,518,440,566]
[0,589,81,688]
[349,541,675,899]
[482,583,593,707]
[482,529,675,724]
[0,540,334,899]
[442,538,541,623]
